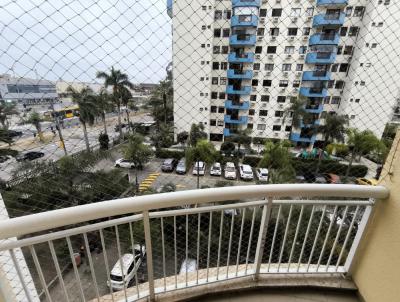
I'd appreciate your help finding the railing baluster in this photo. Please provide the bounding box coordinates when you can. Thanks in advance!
[66,237,85,301]
[307,205,327,272]
[161,217,167,291]
[317,206,338,271]
[245,207,256,275]
[206,211,213,282]
[114,226,128,301]
[287,205,304,272]
[128,222,140,298]
[297,206,315,272]
[143,210,155,300]
[268,205,281,272]
[48,240,70,302]
[185,214,189,287]
[278,205,293,272]
[9,249,34,302]
[98,230,115,302]
[235,208,246,276]
[174,215,177,288]
[196,213,201,284]
[216,211,224,280]
[226,210,235,278]
[29,245,52,302]
[336,206,360,271]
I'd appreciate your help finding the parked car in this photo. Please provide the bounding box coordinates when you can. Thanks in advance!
[239,164,254,180]
[0,155,11,164]
[176,159,186,174]
[114,123,127,132]
[210,162,222,176]
[115,158,135,169]
[256,168,269,182]
[161,158,178,172]
[179,258,197,275]
[324,173,341,184]
[108,245,146,291]
[192,161,206,175]
[16,151,44,162]
[7,130,23,138]
[224,162,237,180]
[356,178,378,186]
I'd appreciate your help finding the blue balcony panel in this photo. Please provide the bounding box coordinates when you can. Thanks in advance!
[300,87,328,98]
[300,120,321,128]
[227,69,253,79]
[224,128,231,137]
[224,115,248,124]
[306,52,337,64]
[232,0,261,8]
[305,104,324,114]
[167,0,172,18]
[290,132,317,143]
[302,71,331,81]
[317,0,348,6]
[226,85,251,95]
[225,100,250,110]
[309,33,340,45]
[231,15,258,27]
[230,34,256,46]
[228,52,255,63]
[313,13,345,27]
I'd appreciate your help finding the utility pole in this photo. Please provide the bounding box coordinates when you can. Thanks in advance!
[50,99,67,156]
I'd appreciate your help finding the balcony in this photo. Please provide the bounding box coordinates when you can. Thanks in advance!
[309,33,340,45]
[305,103,324,113]
[231,15,259,27]
[223,128,231,136]
[302,71,331,81]
[226,85,251,95]
[225,100,250,110]
[300,87,328,98]
[224,114,248,124]
[228,52,255,63]
[317,0,348,6]
[232,0,261,8]
[227,69,253,79]
[313,13,345,27]
[230,34,256,46]
[167,0,173,18]
[306,52,337,64]
[290,132,317,143]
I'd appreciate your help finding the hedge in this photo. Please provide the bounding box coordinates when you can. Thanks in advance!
[291,158,368,178]
[0,149,18,157]
[155,148,185,160]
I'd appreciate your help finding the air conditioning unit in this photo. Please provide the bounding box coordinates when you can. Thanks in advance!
[270,36,276,41]
[257,37,263,41]
[276,0,281,3]
[303,36,309,40]
[283,71,289,77]
[253,71,259,77]
[289,36,295,41]
[261,117,266,122]
[307,16,313,22]
[273,17,279,23]
[266,71,271,76]
[291,17,298,23]
[299,54,305,59]
[251,102,256,108]
[286,54,292,59]
[285,133,290,138]
[248,116,253,121]
[274,132,279,137]
[293,88,299,93]
[296,72,302,77]
[264,87,269,92]
[262,103,267,107]
[258,131,264,135]
[280,87,286,92]
[279,104,284,109]
[262,0,268,3]
[268,54,274,59]
[275,118,282,123]
[255,54,261,59]
[260,18,265,24]
[287,118,292,124]
[252,87,257,92]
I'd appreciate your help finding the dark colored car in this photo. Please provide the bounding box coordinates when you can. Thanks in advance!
[114,123,127,132]
[16,151,45,162]
[7,130,23,138]
[161,158,178,172]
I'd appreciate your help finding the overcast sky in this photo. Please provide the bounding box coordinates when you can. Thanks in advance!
[0,0,172,84]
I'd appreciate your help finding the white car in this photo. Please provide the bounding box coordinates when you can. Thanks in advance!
[179,258,197,275]
[210,162,222,176]
[108,245,146,291]
[224,162,237,180]
[115,158,135,169]
[239,164,254,180]
[192,161,206,175]
[256,168,269,182]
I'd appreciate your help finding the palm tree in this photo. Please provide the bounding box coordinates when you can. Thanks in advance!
[26,111,44,142]
[96,88,113,135]
[117,86,134,133]
[67,86,99,152]
[283,96,310,140]
[0,100,18,129]
[149,78,173,127]
[229,128,251,157]
[96,67,134,139]
[318,114,349,148]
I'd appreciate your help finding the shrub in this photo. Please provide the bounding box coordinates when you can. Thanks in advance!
[326,143,349,158]
[98,133,109,150]
[155,148,185,160]
[242,155,262,167]
[0,149,18,157]
[215,180,234,187]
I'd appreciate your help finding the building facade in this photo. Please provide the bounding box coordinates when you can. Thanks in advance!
[171,0,400,146]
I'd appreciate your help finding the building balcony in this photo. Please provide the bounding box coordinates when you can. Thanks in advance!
[167,0,173,18]
[306,52,337,64]
[224,114,248,124]
[290,132,317,143]
[232,0,261,8]
[300,87,328,98]
[231,15,258,27]
[223,128,231,136]
[305,103,324,113]
[226,85,251,95]
[313,13,345,27]
[309,33,340,45]
[225,100,250,110]
[302,71,331,81]
[227,69,253,79]
[317,0,348,7]
[230,34,256,46]
[228,52,255,63]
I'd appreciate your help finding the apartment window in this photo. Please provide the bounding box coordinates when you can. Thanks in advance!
[371,43,378,48]
[279,80,289,87]
[215,10,222,20]
[223,28,230,37]
[339,64,349,72]
[282,64,291,71]
[331,97,341,104]
[252,79,259,86]
[250,95,257,102]
[270,28,279,36]
[259,110,268,116]
[335,80,345,89]
[291,8,301,17]
[210,119,216,126]
[219,92,225,99]
[345,7,353,16]
[354,7,365,17]
[265,64,274,71]
[344,46,353,55]
[384,0,390,5]
[211,106,217,113]
[340,27,348,36]
[378,22,384,27]
[249,109,255,116]
[202,6,206,10]
[214,28,221,37]
[348,27,359,36]
[261,95,270,102]
[331,64,339,72]
[221,62,228,70]
[247,124,253,130]
[201,61,205,65]
[360,81,366,86]
[296,64,303,71]
[201,25,206,30]
[306,7,314,16]
[211,92,218,99]
[218,106,224,113]
[263,80,272,87]
[220,77,227,85]
[212,62,219,70]
[284,46,295,54]
[257,8,266,17]
[257,28,265,36]
[303,27,311,36]
[213,46,220,54]
[299,46,307,54]
[288,28,298,36]
[253,63,260,70]
[293,80,300,88]
[275,111,284,117]
[201,44,206,48]
[200,77,204,81]
[224,10,232,19]
[257,124,266,130]
[255,46,262,54]
[200,92,204,96]
[221,46,229,54]
[272,8,282,17]
[277,96,286,103]
[355,98,360,103]
[267,46,277,53]
[217,120,224,126]
[285,126,292,132]
[337,46,343,55]
[273,125,281,131]
[324,97,330,104]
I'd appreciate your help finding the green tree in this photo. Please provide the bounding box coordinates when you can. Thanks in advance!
[0,128,13,146]
[67,86,99,152]
[177,131,189,145]
[149,78,173,126]
[117,86,134,133]
[123,134,154,192]
[26,111,44,142]
[0,100,18,129]
[96,67,134,138]
[98,133,109,150]
[189,123,207,147]
[96,88,113,135]
[228,129,252,157]
[283,96,310,140]
[220,141,236,156]
[150,123,174,149]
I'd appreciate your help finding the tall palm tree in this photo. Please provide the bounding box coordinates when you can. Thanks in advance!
[149,79,173,127]
[318,114,349,148]
[96,67,134,138]
[0,100,18,129]
[26,111,44,142]
[283,96,310,141]
[67,86,99,152]
[118,86,134,133]
[96,88,112,135]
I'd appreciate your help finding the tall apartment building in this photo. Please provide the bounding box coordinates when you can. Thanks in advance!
[170,0,400,146]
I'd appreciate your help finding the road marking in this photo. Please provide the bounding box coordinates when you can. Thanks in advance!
[148,173,160,176]
[176,184,186,188]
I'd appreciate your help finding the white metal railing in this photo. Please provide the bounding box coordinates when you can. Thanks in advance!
[0,184,389,302]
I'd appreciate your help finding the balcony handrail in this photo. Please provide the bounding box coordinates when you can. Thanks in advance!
[0,184,389,240]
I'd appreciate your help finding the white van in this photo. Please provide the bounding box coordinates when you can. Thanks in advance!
[224,162,237,180]
[192,161,206,175]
